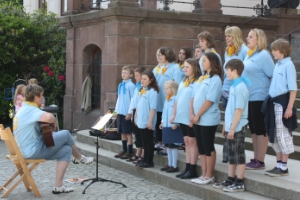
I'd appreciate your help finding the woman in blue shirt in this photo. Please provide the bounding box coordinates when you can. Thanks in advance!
[221,26,248,163]
[242,28,275,170]
[177,46,192,79]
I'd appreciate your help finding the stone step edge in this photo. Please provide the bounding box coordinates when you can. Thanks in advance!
[75,140,273,200]
[76,131,300,200]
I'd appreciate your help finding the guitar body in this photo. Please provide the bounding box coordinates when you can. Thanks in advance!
[40,122,55,147]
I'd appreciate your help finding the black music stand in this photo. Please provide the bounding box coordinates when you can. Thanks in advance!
[81,112,127,194]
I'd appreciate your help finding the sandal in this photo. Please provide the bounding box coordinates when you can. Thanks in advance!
[126,155,139,162]
[178,144,185,151]
[52,185,74,194]
[132,157,144,164]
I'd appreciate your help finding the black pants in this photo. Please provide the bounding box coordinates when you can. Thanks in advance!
[193,124,217,156]
[140,128,154,164]
[133,110,142,148]
[155,112,162,142]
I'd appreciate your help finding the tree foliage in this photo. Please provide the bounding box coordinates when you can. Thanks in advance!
[0,3,66,127]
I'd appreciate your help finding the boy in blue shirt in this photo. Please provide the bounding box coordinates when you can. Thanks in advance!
[262,39,297,177]
[114,66,136,159]
[213,59,249,192]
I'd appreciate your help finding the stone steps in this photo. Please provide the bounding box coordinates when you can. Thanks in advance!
[76,130,300,200]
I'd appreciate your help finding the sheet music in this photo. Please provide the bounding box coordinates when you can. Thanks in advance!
[91,113,113,130]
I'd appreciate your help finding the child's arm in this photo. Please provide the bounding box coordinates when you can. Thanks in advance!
[284,91,296,119]
[222,123,226,137]
[147,109,155,130]
[227,108,243,140]
[189,98,194,123]
[193,100,213,124]
[134,108,138,125]
[125,98,133,120]
[169,101,177,124]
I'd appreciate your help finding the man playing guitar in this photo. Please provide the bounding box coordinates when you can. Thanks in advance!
[13,84,93,194]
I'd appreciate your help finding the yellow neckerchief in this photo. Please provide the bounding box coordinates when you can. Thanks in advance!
[162,66,168,75]
[197,75,209,83]
[24,101,38,108]
[184,77,195,87]
[211,48,216,53]
[139,88,147,96]
[179,63,184,70]
[227,45,235,57]
[155,65,161,75]
[166,94,173,101]
[247,48,256,57]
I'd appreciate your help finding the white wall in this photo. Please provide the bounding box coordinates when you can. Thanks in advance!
[47,0,61,16]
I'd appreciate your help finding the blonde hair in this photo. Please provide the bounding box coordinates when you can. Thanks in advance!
[271,38,291,58]
[122,66,134,75]
[251,28,267,52]
[164,80,178,96]
[14,85,26,105]
[28,78,38,85]
[225,26,244,55]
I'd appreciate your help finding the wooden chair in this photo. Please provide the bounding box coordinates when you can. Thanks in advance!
[0,124,45,198]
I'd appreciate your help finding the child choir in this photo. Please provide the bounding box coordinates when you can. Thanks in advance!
[113,26,298,193]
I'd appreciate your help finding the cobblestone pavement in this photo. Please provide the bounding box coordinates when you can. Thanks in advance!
[0,141,199,200]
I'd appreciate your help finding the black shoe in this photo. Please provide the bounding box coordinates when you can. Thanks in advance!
[223,182,245,192]
[180,171,198,179]
[160,165,170,171]
[176,171,187,178]
[213,179,234,189]
[222,160,228,163]
[268,168,289,177]
[137,162,154,168]
[265,167,278,175]
[166,166,179,173]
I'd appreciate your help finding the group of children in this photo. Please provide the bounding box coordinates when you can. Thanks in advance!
[113,26,297,193]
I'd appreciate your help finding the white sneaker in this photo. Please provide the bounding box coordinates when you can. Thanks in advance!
[194,176,214,185]
[52,185,74,194]
[191,176,205,184]
[154,143,162,149]
[72,155,93,164]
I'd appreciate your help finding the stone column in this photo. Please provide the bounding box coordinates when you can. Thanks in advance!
[140,0,157,10]
[108,0,139,8]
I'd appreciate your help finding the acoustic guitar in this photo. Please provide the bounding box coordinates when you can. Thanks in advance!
[40,122,55,147]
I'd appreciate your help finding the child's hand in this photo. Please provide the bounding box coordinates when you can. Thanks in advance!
[188,121,193,128]
[190,113,195,123]
[284,107,293,119]
[125,114,131,121]
[172,124,177,130]
[146,122,152,130]
[192,115,200,124]
[227,130,235,140]
[40,104,45,109]
[159,123,163,129]
[222,125,225,137]
[169,115,175,124]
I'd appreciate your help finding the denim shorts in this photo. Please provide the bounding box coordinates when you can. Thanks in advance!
[29,130,75,162]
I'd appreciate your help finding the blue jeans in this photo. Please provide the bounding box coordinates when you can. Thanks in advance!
[29,130,75,162]
[221,95,228,109]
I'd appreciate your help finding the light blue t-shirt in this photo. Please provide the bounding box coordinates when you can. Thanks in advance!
[174,81,196,125]
[178,64,185,79]
[222,44,248,94]
[162,95,176,127]
[116,79,136,116]
[192,75,222,126]
[157,62,182,112]
[225,81,249,132]
[131,82,141,110]
[199,48,223,75]
[153,65,162,83]
[136,88,158,130]
[242,49,274,101]
[269,57,297,98]
[13,102,45,158]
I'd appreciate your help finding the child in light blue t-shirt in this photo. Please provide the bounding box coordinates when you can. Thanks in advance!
[263,39,297,177]
[213,59,250,192]
[155,47,182,152]
[190,52,222,185]
[159,80,180,173]
[114,66,136,159]
[135,70,159,168]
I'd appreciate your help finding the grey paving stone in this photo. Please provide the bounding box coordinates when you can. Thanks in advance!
[0,140,200,200]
